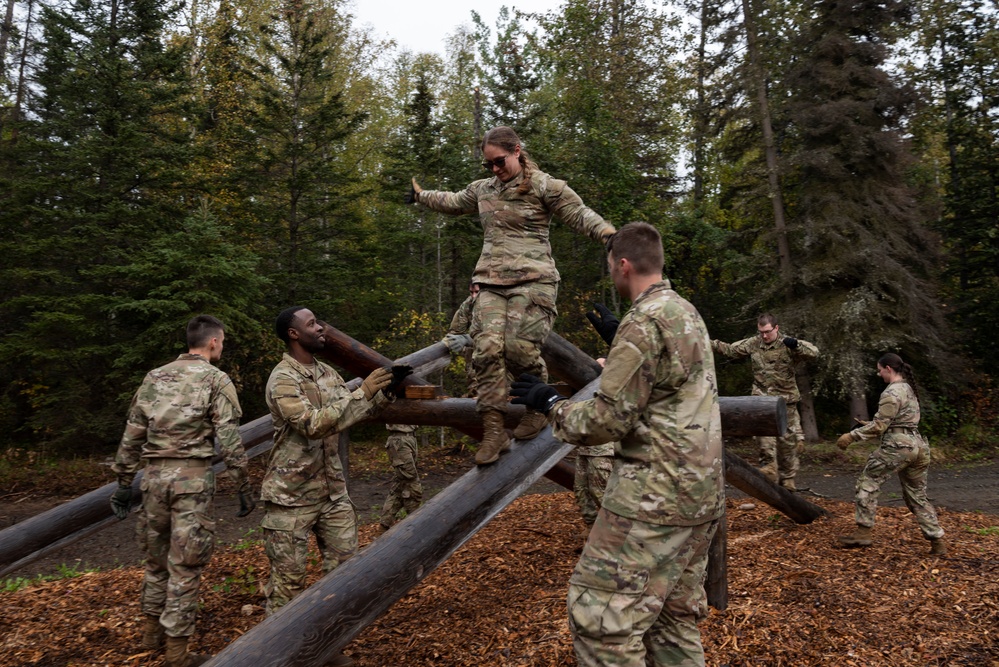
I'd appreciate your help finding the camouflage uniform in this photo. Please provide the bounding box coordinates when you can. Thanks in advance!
[711,334,819,487]
[261,353,389,615]
[380,424,423,529]
[419,169,614,414]
[845,381,943,539]
[574,443,614,527]
[551,280,724,667]
[448,295,480,397]
[112,353,247,638]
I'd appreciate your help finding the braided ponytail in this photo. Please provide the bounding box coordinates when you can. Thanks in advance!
[878,353,920,403]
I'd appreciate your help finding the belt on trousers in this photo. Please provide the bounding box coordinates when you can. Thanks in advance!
[146,457,211,468]
[887,426,918,434]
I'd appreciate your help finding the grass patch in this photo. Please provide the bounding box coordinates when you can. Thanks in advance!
[964,525,999,536]
[1,562,97,593]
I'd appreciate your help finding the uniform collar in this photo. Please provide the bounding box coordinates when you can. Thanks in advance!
[633,279,672,304]
[281,352,325,380]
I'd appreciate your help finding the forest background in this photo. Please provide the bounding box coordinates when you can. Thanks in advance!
[0,0,996,459]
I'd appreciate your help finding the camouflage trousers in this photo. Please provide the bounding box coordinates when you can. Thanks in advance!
[473,282,557,413]
[262,497,358,615]
[757,402,803,485]
[568,508,719,667]
[137,459,215,638]
[574,453,614,527]
[381,432,423,527]
[854,438,944,539]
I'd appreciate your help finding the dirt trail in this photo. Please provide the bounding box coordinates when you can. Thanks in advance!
[2,453,997,580]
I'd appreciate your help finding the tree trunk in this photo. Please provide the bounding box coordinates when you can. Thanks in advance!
[795,368,820,441]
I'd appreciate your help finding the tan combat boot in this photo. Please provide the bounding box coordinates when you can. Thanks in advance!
[929,537,947,556]
[780,478,797,492]
[165,636,210,667]
[512,409,548,440]
[758,463,778,484]
[475,410,511,465]
[140,614,164,651]
[837,525,873,548]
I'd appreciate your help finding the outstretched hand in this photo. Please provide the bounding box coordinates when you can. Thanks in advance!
[585,303,620,346]
[405,177,423,204]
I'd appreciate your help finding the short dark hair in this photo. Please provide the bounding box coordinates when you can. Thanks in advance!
[758,313,778,328]
[606,222,663,275]
[275,306,308,345]
[187,315,225,348]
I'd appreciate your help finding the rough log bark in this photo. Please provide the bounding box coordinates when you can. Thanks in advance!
[706,514,728,611]
[203,378,603,667]
[723,450,825,524]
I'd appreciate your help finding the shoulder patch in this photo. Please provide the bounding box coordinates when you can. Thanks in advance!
[599,341,645,400]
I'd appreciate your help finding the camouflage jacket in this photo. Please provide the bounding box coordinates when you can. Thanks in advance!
[112,354,246,485]
[552,280,724,526]
[850,381,923,448]
[386,423,417,434]
[418,169,615,286]
[447,295,476,336]
[710,334,818,403]
[262,354,388,506]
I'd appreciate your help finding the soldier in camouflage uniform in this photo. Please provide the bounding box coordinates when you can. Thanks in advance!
[379,424,423,531]
[261,306,407,665]
[442,282,480,397]
[710,314,819,490]
[410,126,616,465]
[836,353,946,555]
[110,315,254,667]
[511,223,724,667]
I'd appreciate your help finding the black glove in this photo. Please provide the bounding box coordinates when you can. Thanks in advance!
[586,303,620,346]
[783,337,798,350]
[110,484,133,520]
[388,364,414,399]
[510,373,564,415]
[404,184,418,204]
[237,489,256,517]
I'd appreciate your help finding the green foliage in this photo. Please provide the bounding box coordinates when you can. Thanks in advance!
[964,525,999,537]
[1,563,97,593]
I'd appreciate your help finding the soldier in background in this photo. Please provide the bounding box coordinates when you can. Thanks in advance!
[442,281,480,397]
[110,315,254,667]
[410,125,616,465]
[511,222,723,666]
[710,314,819,490]
[261,306,410,666]
[379,424,423,532]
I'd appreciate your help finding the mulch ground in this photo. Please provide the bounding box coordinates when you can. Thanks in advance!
[1,493,997,667]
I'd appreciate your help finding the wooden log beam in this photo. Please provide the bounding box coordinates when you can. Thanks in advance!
[723,450,825,524]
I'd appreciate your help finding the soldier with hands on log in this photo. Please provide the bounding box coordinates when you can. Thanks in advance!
[409,125,616,465]
[511,222,723,667]
[110,314,253,667]
[836,353,946,555]
[710,313,818,491]
[261,307,410,664]
[441,281,480,397]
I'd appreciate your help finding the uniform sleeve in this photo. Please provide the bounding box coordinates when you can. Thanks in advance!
[448,297,474,335]
[213,376,247,472]
[711,336,755,359]
[418,183,480,216]
[792,338,819,360]
[111,385,149,483]
[541,178,615,242]
[553,317,666,447]
[851,389,899,441]
[269,372,387,439]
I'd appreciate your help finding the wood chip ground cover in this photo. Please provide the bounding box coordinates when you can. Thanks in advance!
[1,494,997,666]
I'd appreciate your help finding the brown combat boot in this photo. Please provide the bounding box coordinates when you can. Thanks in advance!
[837,525,873,548]
[165,636,210,667]
[929,537,947,556]
[780,478,797,492]
[512,409,548,440]
[475,410,511,465]
[140,614,164,651]
[758,463,778,484]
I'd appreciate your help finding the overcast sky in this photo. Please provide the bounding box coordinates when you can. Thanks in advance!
[349,0,567,55]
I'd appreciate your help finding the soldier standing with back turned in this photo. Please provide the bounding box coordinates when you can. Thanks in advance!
[110,315,255,667]
[710,314,818,490]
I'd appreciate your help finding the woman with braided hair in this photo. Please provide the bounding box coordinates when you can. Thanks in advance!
[836,353,946,554]
[408,126,616,465]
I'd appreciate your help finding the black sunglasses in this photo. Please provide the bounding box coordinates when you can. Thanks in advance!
[481,155,510,170]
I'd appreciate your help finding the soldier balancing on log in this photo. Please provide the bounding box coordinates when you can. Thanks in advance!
[710,313,818,491]
[110,315,254,667]
[511,222,723,667]
[409,125,616,465]
[260,307,411,667]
